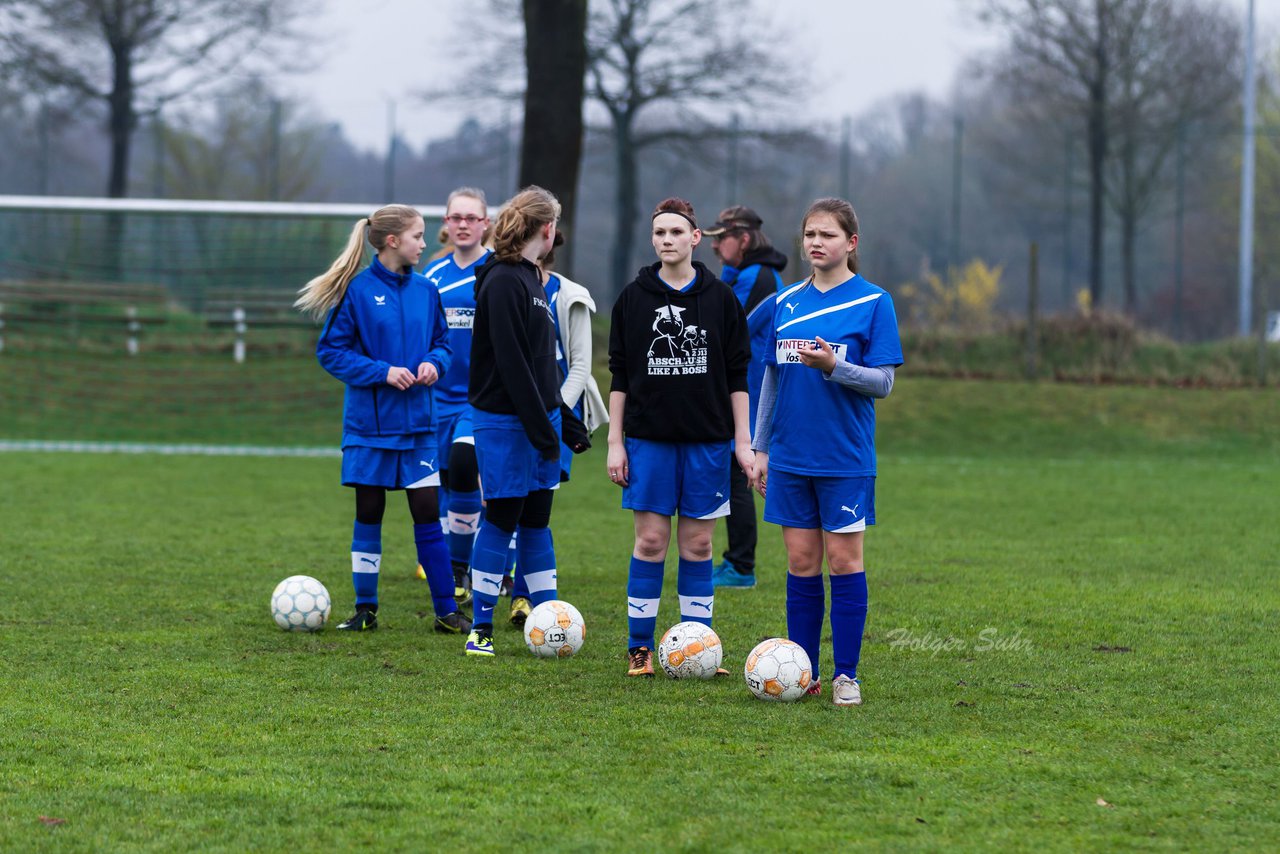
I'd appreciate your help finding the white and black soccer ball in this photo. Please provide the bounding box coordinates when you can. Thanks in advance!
[270,575,331,632]
[523,600,585,658]
[744,638,813,701]
[658,621,723,680]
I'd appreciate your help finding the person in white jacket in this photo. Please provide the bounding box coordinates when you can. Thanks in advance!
[501,230,608,624]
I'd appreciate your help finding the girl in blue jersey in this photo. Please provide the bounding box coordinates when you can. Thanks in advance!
[463,186,564,657]
[296,205,470,635]
[751,197,902,706]
[420,188,492,605]
[607,197,752,677]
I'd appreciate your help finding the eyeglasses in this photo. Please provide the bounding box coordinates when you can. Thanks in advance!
[445,214,485,225]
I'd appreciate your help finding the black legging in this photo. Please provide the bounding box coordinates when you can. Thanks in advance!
[483,488,554,535]
[355,485,439,526]
[444,441,480,493]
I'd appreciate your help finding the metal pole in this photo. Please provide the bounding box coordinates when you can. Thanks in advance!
[1062,132,1073,307]
[1026,241,1039,380]
[384,100,397,202]
[38,101,51,195]
[951,114,963,270]
[1174,124,1186,339]
[1239,0,1256,336]
[268,99,282,201]
[152,109,165,198]
[727,112,740,200]
[840,115,851,199]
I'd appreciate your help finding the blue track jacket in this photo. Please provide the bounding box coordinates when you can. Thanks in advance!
[317,258,451,448]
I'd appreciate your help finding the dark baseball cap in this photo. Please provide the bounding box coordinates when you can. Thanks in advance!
[703,205,763,236]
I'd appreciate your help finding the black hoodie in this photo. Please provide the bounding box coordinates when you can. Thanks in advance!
[608,261,750,443]
[469,255,562,458]
[738,245,789,316]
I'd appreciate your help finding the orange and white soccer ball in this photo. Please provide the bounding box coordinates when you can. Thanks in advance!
[271,575,331,632]
[744,638,813,701]
[523,600,586,658]
[658,621,723,679]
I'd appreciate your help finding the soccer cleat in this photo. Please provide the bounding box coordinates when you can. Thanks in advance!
[712,560,756,589]
[832,674,862,706]
[627,646,655,678]
[415,563,426,580]
[509,596,532,627]
[337,608,378,631]
[434,611,472,634]
[714,667,731,677]
[805,679,823,697]
[465,626,494,657]
[452,563,472,607]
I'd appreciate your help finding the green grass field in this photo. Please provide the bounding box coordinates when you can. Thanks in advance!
[2,377,1278,851]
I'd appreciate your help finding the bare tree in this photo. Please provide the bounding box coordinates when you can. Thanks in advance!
[521,0,588,276]
[0,0,301,199]
[1104,0,1238,312]
[587,0,796,291]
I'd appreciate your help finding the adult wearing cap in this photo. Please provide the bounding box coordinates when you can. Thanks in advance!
[705,206,788,589]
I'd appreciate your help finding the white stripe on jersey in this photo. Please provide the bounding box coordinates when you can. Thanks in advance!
[438,275,476,294]
[776,292,881,334]
[746,296,774,321]
[775,282,807,303]
[424,257,451,278]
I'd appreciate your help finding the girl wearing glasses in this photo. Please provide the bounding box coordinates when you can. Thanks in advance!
[420,188,492,611]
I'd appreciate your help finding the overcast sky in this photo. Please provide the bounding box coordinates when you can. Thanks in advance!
[283,0,1274,153]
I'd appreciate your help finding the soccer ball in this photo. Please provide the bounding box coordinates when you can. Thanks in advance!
[658,621,723,679]
[271,575,331,632]
[523,600,586,658]
[744,638,813,701]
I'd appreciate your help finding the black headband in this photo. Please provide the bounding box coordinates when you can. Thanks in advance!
[652,209,698,229]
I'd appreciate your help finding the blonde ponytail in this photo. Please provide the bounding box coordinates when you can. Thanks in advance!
[492,186,560,263]
[295,204,423,319]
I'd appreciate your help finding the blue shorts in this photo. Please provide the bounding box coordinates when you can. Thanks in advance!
[473,408,562,500]
[435,406,475,474]
[342,438,441,489]
[622,437,732,519]
[763,469,875,532]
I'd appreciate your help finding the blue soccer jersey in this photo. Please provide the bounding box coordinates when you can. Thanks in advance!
[764,274,903,477]
[423,249,491,411]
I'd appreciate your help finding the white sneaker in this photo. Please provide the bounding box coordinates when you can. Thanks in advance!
[832,674,862,706]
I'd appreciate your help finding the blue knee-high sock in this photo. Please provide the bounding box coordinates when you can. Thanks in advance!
[414,523,457,617]
[830,571,868,681]
[626,557,665,650]
[470,523,511,626]
[351,521,382,609]
[677,557,714,627]
[787,573,825,682]
[446,489,481,566]
[515,526,556,606]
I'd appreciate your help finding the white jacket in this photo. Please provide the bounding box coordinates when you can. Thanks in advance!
[553,274,609,434]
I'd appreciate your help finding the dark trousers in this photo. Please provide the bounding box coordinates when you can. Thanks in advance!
[722,460,756,574]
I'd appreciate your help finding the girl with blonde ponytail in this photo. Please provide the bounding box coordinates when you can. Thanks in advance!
[461,186,564,657]
[306,204,471,636]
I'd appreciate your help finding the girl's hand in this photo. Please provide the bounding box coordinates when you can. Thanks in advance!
[606,442,629,488]
[797,336,838,374]
[750,452,769,498]
[415,362,439,386]
[386,366,415,390]
[735,441,755,481]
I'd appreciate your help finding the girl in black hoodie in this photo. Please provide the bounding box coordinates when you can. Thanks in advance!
[607,197,752,677]
[463,185,563,658]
